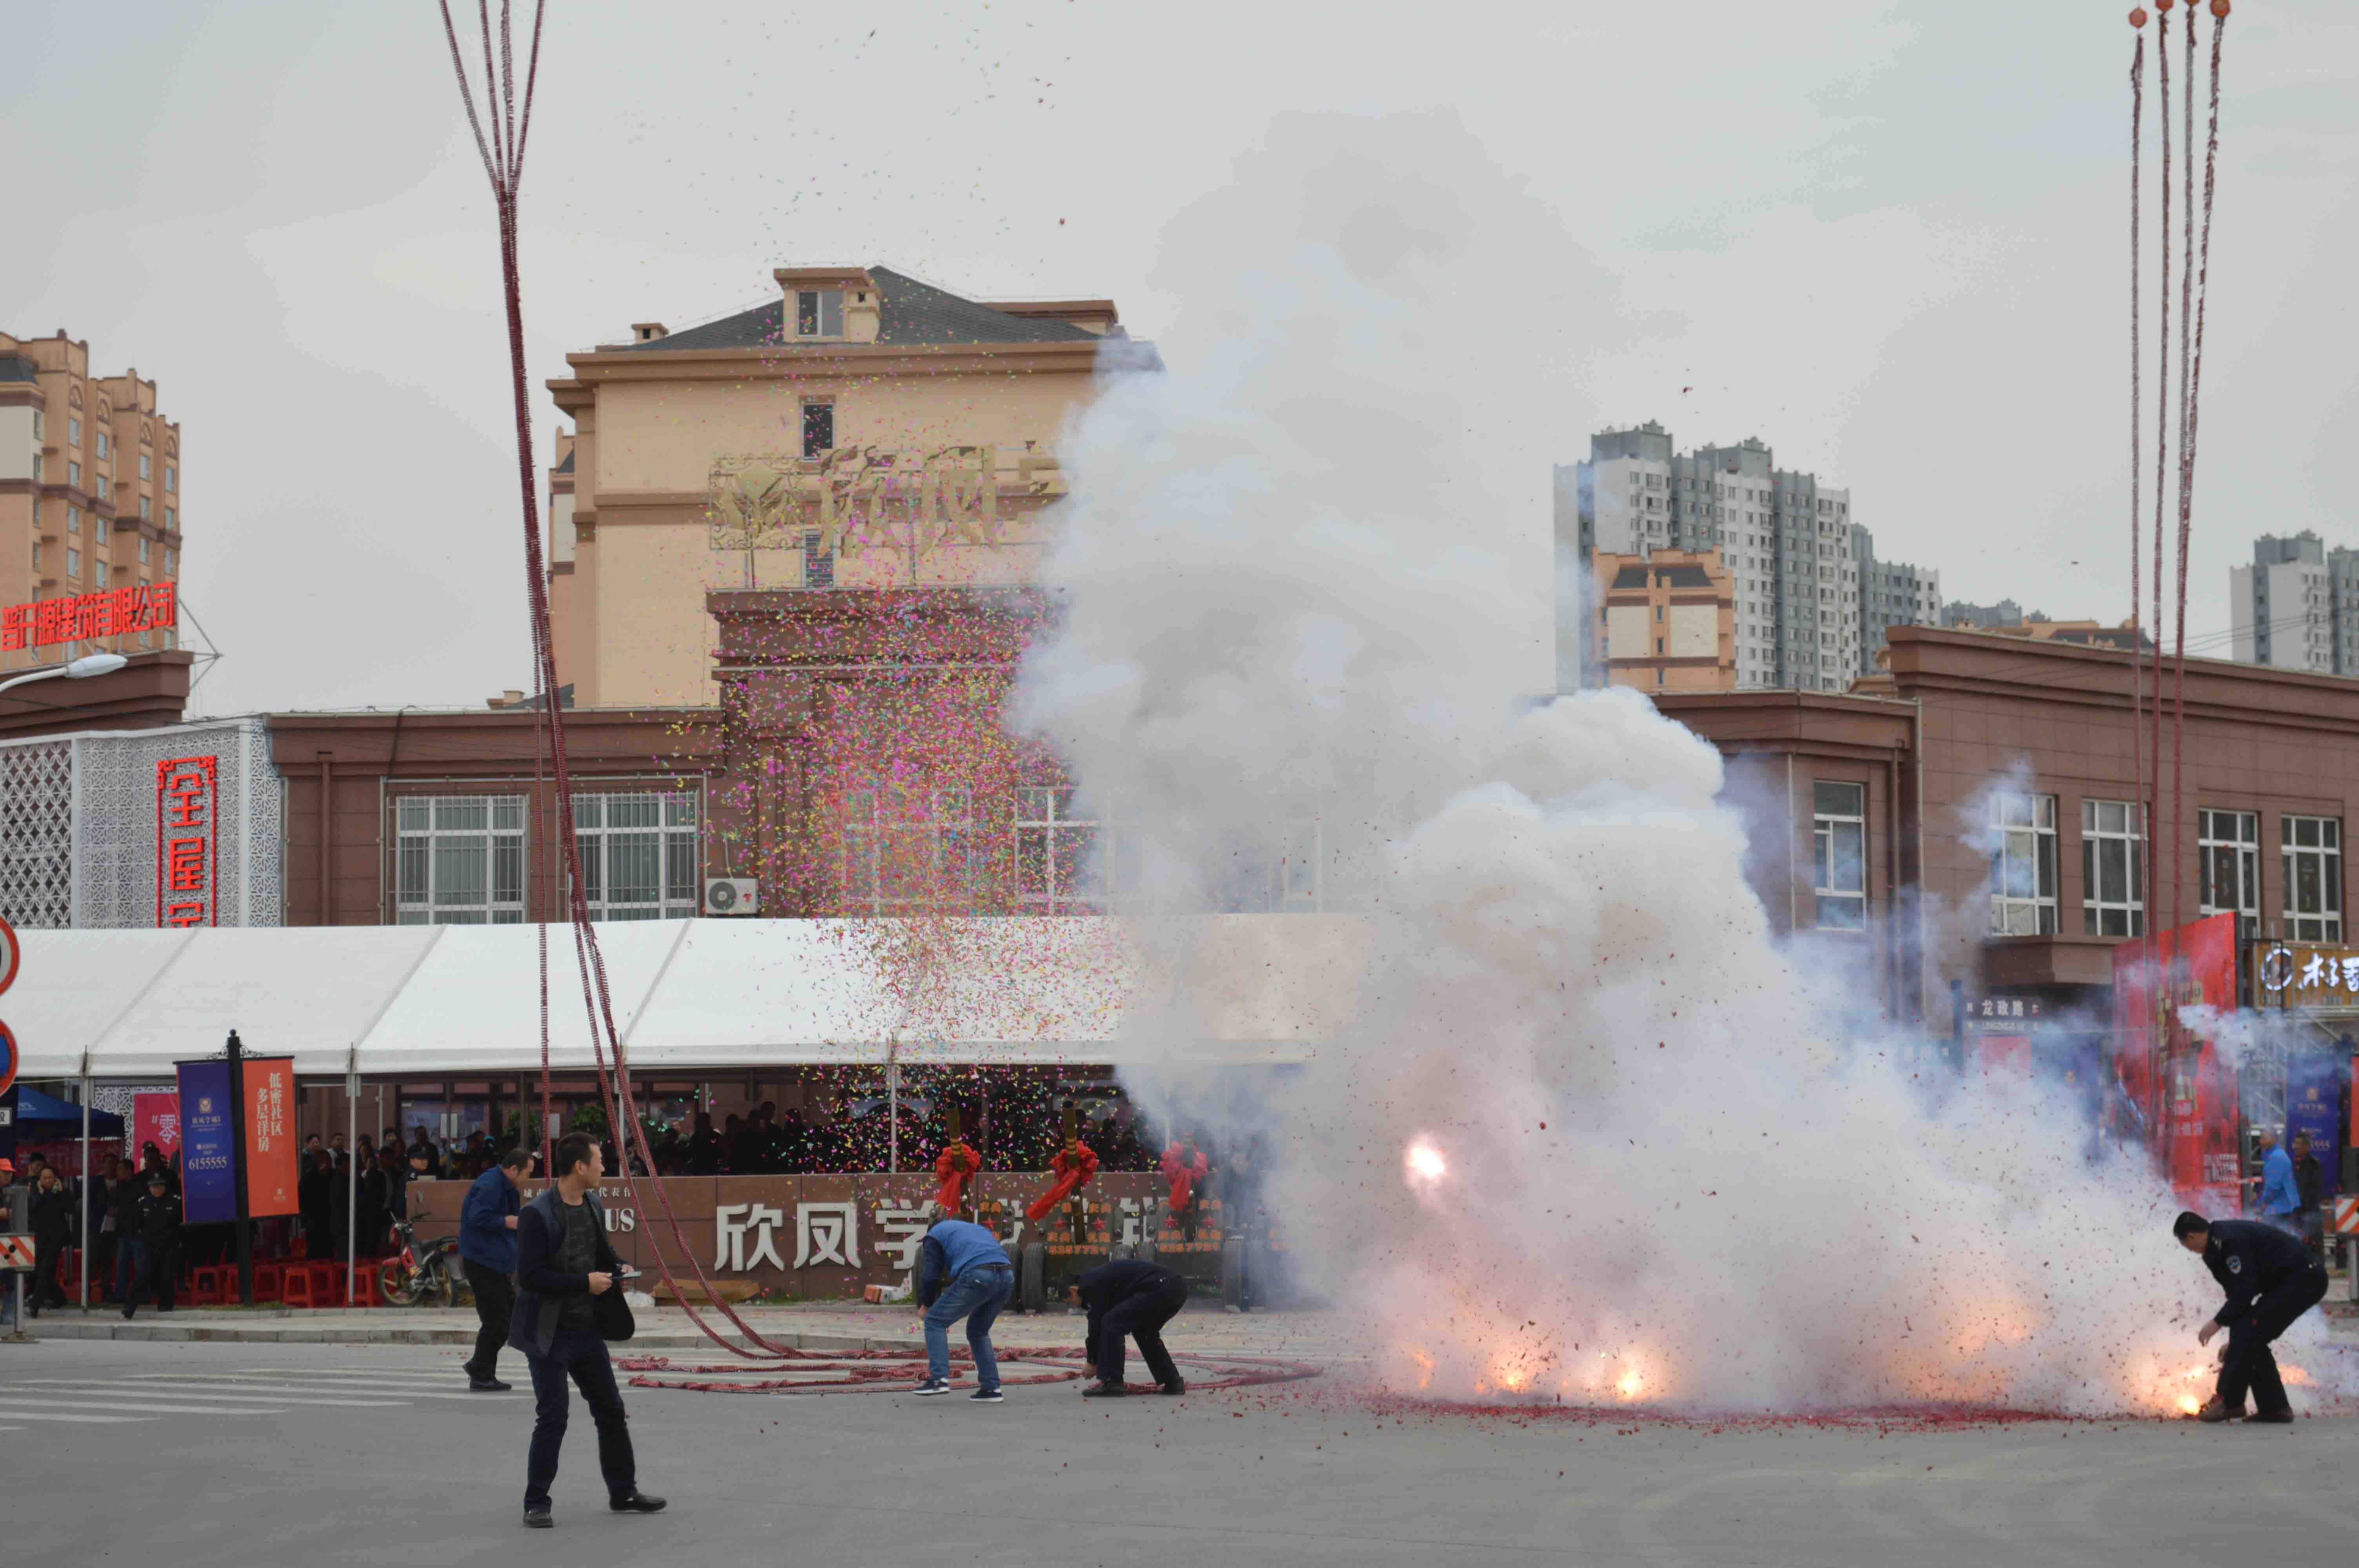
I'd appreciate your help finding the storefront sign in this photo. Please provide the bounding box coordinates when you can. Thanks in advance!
[154,754,218,927]
[707,445,1063,557]
[2255,943,2359,1009]
[239,1058,299,1218]
[0,581,176,651]
[176,1059,238,1224]
[2113,913,2241,1214]
[414,1172,1243,1298]
[134,1091,180,1157]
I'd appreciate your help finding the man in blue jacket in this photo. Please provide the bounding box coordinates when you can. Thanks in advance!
[509,1132,664,1529]
[911,1210,1014,1402]
[2254,1128,2301,1234]
[460,1146,529,1392]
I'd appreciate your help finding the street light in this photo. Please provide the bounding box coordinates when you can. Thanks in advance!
[0,652,129,699]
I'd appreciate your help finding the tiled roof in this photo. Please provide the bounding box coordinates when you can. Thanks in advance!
[620,265,1101,353]
[0,355,37,383]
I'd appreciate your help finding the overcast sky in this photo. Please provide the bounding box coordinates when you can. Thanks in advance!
[7,0,2354,714]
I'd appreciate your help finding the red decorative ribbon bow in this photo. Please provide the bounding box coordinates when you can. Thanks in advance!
[1160,1142,1209,1214]
[1024,1141,1100,1222]
[932,1141,981,1212]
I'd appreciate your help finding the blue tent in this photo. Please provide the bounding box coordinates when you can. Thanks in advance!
[13,1086,125,1139]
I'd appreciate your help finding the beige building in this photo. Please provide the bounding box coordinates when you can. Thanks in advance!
[543,265,1143,706]
[1590,546,1737,693]
[0,330,184,672]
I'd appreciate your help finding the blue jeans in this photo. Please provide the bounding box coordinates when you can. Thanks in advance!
[924,1264,1013,1390]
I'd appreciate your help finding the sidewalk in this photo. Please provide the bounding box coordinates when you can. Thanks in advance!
[8,1300,1364,1359]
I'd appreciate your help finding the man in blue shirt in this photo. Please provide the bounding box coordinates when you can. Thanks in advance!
[460,1146,529,1392]
[911,1212,1014,1402]
[2254,1128,2301,1234]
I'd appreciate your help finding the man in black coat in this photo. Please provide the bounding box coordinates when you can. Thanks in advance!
[508,1132,663,1530]
[2175,1210,2330,1423]
[1070,1259,1189,1398]
[122,1171,182,1319]
[26,1166,77,1315]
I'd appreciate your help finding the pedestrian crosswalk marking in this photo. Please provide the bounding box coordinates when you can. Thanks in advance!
[138,1374,515,1401]
[0,1395,287,1416]
[12,1381,408,1409]
[0,1405,152,1423]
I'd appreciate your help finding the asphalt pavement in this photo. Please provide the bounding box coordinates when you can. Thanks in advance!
[2,1334,2354,1565]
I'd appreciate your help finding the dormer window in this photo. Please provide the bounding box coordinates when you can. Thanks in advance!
[796,289,845,338]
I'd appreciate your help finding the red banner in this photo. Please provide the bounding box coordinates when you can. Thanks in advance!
[134,1091,180,1158]
[154,754,218,928]
[238,1057,299,1218]
[2112,912,2240,1214]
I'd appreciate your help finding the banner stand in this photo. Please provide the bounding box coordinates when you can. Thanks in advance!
[227,1029,254,1308]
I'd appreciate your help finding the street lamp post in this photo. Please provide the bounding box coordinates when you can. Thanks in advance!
[0,653,129,700]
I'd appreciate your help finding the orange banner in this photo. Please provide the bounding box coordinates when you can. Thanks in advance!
[238,1057,300,1218]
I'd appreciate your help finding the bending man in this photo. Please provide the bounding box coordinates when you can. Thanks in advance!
[912,1210,1014,1402]
[1072,1258,1189,1398]
[2175,1209,2329,1424]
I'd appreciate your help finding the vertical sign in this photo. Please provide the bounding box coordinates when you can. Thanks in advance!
[155,755,218,928]
[2112,912,2240,1214]
[238,1057,300,1218]
[176,1059,238,1224]
[134,1091,181,1159]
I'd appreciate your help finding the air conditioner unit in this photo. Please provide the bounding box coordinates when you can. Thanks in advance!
[702,878,759,916]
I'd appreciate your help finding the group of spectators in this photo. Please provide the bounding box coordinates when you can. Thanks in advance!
[0,1144,190,1322]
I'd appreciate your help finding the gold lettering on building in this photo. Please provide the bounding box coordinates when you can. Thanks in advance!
[707,444,1065,557]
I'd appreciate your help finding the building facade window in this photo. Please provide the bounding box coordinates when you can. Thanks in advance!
[165,465,176,493]
[65,548,78,579]
[137,537,149,565]
[1812,781,1867,930]
[2199,808,2260,936]
[1989,792,2059,935]
[68,417,80,448]
[139,453,150,480]
[801,400,834,459]
[67,461,80,489]
[138,495,150,519]
[572,791,698,920]
[93,515,107,544]
[94,561,108,588]
[2282,814,2343,942]
[393,795,526,924]
[839,782,978,914]
[794,289,845,338]
[2079,799,2145,937]
[95,430,108,460]
[1015,787,1125,913]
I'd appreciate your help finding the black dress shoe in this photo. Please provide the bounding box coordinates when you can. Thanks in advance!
[523,1508,552,1529]
[1157,1379,1187,1396]
[469,1377,512,1392]
[2246,1408,2295,1425]
[1081,1381,1125,1398]
[610,1491,667,1514]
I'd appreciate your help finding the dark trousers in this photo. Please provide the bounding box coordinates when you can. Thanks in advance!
[463,1261,515,1382]
[112,1237,139,1302]
[29,1240,68,1312]
[1098,1279,1188,1387]
[122,1238,174,1314]
[524,1327,636,1510]
[2217,1264,2330,1414]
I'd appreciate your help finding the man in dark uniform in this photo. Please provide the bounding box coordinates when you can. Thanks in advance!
[2175,1209,2329,1424]
[1070,1258,1189,1398]
[122,1171,181,1319]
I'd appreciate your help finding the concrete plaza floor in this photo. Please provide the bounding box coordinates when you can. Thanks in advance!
[1,1325,2354,1566]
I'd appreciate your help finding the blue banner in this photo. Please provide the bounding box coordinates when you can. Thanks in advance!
[176,1059,238,1225]
[2286,1047,2345,1199]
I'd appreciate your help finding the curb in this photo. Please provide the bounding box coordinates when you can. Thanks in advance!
[5,1317,928,1352]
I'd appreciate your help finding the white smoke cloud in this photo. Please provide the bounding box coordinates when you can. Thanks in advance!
[1015,112,2249,1414]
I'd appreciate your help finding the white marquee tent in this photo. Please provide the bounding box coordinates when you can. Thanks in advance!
[7,916,1367,1082]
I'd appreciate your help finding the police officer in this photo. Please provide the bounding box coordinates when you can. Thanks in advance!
[1070,1258,1189,1397]
[122,1170,182,1319]
[2174,1209,2329,1424]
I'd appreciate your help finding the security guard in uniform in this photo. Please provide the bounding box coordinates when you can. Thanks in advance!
[2175,1210,2329,1424]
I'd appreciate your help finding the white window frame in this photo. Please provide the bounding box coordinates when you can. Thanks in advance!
[1988,791,2059,936]
[839,782,979,915]
[392,794,527,924]
[794,289,845,339]
[1812,780,1868,930]
[2079,799,2145,938]
[2199,808,2260,938]
[1015,787,1128,914]
[572,791,699,921]
[2282,814,2343,942]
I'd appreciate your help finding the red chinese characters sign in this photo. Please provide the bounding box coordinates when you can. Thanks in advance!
[0,581,176,652]
[155,754,218,928]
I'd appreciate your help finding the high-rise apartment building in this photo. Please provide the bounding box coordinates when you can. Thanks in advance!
[0,330,184,673]
[1554,423,1936,692]
[2232,532,2359,674]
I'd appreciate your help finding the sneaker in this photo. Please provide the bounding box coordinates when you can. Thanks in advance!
[2193,1399,2239,1424]
[911,1377,952,1396]
[469,1377,513,1393]
[523,1507,552,1530]
[970,1388,1004,1403]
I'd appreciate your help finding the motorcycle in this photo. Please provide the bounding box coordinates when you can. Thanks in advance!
[376,1217,463,1308]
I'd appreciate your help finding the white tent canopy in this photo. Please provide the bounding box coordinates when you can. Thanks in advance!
[8,916,1366,1081]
